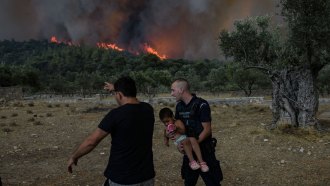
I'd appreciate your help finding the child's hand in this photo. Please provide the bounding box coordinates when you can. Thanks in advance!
[177,143,185,154]
[164,138,170,147]
[166,123,176,140]
[166,130,176,140]
[166,123,176,133]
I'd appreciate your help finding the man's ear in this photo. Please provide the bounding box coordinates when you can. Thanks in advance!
[117,92,123,100]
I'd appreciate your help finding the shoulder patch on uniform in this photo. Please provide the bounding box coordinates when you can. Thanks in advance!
[199,103,207,109]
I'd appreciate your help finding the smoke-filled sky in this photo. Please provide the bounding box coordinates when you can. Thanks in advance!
[0,0,279,59]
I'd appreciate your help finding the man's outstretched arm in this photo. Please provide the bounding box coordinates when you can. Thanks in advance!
[67,128,108,173]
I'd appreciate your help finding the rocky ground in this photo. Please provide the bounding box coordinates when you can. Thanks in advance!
[0,97,329,185]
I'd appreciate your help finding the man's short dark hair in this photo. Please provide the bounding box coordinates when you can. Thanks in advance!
[159,107,174,120]
[114,76,137,97]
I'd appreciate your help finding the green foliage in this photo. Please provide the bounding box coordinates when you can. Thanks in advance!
[130,70,171,97]
[0,22,327,96]
[281,0,330,67]
[219,16,282,69]
[205,67,228,93]
[281,0,330,71]
[232,68,270,97]
[219,0,330,98]
[0,65,14,86]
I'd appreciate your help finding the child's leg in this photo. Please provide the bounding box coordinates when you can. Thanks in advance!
[189,137,209,172]
[181,139,200,170]
[188,137,204,163]
[181,139,194,162]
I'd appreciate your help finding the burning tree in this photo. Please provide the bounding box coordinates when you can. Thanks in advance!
[219,0,330,129]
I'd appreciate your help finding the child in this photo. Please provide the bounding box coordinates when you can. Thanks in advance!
[159,107,209,172]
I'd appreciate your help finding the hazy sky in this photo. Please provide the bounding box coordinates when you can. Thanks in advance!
[0,0,280,59]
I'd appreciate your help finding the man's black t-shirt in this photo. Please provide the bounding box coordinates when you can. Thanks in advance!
[175,95,211,137]
[98,102,155,184]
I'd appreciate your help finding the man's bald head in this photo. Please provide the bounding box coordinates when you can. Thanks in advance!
[173,78,190,92]
[170,78,193,103]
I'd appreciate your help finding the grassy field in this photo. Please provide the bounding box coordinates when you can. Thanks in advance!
[0,97,329,185]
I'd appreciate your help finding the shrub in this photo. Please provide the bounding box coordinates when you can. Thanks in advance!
[33,121,43,125]
[12,102,24,107]
[9,122,18,126]
[27,118,35,122]
[26,110,33,114]
[2,128,13,133]
[11,113,18,117]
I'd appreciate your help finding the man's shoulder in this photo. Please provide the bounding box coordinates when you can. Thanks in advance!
[140,101,152,106]
[193,96,209,106]
[114,102,153,115]
[175,96,208,108]
[174,99,184,109]
[139,102,154,110]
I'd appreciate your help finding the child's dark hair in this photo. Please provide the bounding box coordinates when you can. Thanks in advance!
[159,107,174,120]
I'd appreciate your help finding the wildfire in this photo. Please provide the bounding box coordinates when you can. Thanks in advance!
[50,36,58,43]
[143,43,167,60]
[50,36,74,46]
[97,42,124,51]
[50,36,167,60]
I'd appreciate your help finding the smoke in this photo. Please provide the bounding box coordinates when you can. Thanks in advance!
[0,0,278,59]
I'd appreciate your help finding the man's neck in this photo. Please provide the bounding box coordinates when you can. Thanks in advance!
[120,97,139,105]
[182,93,193,105]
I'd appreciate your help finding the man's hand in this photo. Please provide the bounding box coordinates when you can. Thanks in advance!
[67,157,78,173]
[104,82,114,92]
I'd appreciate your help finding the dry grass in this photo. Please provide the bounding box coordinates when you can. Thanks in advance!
[0,99,329,185]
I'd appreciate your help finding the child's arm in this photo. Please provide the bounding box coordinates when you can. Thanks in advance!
[175,120,186,134]
[164,129,169,147]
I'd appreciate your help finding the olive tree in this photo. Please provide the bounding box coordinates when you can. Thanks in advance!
[219,0,330,129]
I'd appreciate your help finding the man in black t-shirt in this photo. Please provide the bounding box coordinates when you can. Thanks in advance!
[67,76,155,185]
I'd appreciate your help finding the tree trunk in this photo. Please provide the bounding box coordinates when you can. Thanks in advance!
[270,67,319,129]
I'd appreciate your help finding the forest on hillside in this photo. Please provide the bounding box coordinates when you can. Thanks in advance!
[0,39,329,97]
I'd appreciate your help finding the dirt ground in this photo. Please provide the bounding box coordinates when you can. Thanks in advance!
[0,97,330,186]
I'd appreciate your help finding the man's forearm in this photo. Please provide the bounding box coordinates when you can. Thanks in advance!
[68,128,108,173]
[71,138,99,159]
[71,128,108,159]
[198,122,212,143]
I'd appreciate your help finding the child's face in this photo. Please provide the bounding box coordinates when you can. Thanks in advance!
[161,116,174,127]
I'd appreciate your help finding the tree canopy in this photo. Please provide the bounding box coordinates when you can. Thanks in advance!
[219,0,330,128]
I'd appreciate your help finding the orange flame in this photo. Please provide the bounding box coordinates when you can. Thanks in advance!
[50,36,58,43]
[97,42,124,51]
[143,43,167,60]
[50,36,167,60]
[50,36,75,46]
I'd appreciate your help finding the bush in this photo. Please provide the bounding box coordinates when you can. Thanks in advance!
[11,113,18,117]
[33,121,43,125]
[26,110,33,114]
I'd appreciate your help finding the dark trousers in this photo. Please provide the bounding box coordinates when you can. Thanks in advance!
[181,139,223,186]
